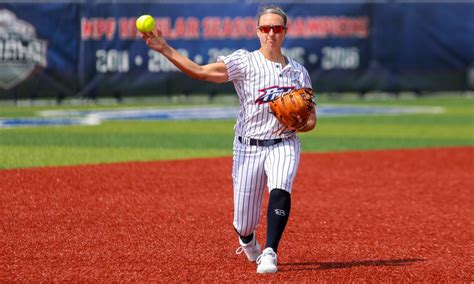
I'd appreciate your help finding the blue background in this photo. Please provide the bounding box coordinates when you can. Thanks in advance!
[0,1,472,100]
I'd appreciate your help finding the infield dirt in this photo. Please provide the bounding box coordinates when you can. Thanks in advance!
[1,147,472,282]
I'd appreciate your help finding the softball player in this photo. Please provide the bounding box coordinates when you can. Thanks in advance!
[141,5,317,274]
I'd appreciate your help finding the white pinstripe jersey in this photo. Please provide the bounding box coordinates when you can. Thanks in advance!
[218,49,313,140]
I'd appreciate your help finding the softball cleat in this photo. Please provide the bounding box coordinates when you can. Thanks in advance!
[236,233,261,262]
[256,247,278,274]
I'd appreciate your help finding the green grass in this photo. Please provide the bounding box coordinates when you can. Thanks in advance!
[1,95,473,169]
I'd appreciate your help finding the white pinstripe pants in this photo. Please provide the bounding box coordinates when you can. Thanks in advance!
[231,136,301,237]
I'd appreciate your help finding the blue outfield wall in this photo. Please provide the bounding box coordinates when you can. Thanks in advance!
[0,1,473,100]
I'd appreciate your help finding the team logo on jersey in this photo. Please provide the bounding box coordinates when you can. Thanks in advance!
[255,86,294,104]
[0,10,48,90]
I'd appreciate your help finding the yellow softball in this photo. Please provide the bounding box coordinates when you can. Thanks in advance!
[136,15,155,33]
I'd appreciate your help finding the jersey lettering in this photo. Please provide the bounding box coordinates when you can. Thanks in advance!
[255,86,295,104]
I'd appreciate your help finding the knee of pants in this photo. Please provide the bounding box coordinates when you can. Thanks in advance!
[233,221,257,237]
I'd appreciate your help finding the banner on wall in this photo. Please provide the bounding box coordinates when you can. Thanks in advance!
[0,1,473,100]
[76,2,371,97]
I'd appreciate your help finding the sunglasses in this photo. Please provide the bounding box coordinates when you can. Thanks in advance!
[257,25,286,34]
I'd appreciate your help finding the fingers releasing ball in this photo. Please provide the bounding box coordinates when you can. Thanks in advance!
[136,15,155,33]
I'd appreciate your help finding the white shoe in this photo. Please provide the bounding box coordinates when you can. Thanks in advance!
[235,233,261,262]
[256,247,278,274]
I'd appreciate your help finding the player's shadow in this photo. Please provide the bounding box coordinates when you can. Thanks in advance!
[279,258,425,272]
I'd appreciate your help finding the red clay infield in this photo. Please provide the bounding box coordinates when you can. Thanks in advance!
[1,146,472,282]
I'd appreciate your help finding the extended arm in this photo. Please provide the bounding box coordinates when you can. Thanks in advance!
[141,29,228,84]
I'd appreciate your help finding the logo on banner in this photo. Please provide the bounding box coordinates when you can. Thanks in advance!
[0,10,47,90]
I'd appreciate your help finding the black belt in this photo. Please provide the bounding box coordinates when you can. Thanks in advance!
[238,136,283,147]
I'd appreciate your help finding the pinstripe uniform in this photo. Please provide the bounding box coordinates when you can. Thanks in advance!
[218,49,312,237]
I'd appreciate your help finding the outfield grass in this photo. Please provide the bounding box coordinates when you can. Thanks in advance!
[1,95,472,169]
